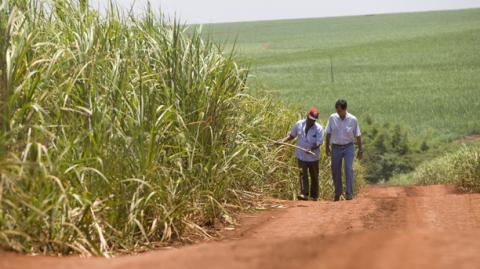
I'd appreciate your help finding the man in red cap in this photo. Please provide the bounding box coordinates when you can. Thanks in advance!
[276,107,324,201]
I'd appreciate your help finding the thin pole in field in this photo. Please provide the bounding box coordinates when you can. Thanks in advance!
[329,56,335,83]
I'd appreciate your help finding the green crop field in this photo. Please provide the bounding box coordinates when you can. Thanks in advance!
[199,8,480,139]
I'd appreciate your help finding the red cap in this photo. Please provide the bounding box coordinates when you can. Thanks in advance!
[307,107,319,120]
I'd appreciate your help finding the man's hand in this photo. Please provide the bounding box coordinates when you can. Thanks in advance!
[310,145,320,152]
[275,135,294,146]
[356,136,363,160]
[357,149,363,160]
[325,133,331,157]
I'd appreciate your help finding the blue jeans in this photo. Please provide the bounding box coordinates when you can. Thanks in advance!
[331,143,355,198]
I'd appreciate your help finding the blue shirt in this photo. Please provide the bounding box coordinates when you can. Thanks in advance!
[290,119,324,162]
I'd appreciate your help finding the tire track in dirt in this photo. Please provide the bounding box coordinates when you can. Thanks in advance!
[2,185,480,269]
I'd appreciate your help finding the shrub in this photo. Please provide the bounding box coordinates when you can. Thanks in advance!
[412,145,480,192]
[361,116,416,182]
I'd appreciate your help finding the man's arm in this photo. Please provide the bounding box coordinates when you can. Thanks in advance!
[325,117,332,157]
[325,133,331,157]
[277,122,298,144]
[277,134,295,144]
[356,136,363,160]
[354,119,363,160]
[310,127,324,151]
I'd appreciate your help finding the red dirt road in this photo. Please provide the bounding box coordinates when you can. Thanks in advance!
[2,185,480,269]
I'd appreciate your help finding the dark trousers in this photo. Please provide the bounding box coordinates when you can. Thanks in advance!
[297,159,319,199]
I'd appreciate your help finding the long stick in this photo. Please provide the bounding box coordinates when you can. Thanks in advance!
[265,138,316,156]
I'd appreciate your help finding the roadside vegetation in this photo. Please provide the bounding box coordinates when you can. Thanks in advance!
[0,0,364,257]
[411,144,480,192]
[360,116,479,185]
[360,116,458,183]
[361,117,417,183]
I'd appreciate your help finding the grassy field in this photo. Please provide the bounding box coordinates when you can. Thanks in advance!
[200,8,480,139]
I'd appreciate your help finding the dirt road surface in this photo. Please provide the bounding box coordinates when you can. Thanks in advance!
[2,185,480,269]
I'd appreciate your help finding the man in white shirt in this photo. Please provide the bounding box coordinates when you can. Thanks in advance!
[325,99,363,201]
[277,108,324,201]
